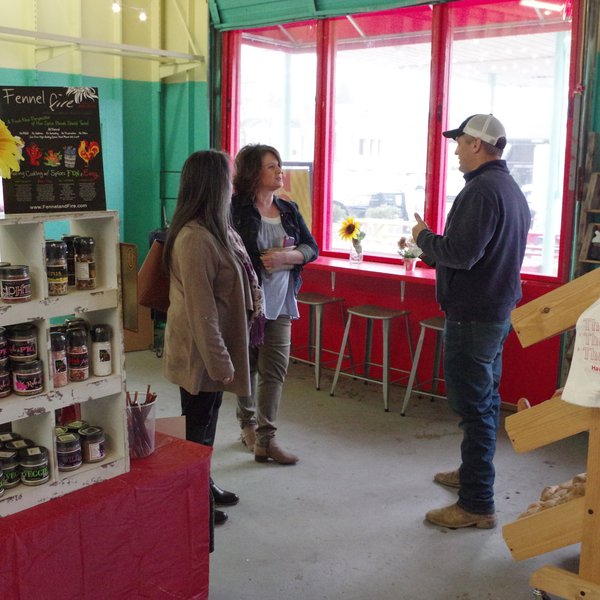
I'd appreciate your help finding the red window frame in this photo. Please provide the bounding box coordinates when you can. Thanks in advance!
[220,0,583,284]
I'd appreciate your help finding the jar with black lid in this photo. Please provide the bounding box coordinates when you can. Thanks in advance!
[91,324,112,377]
[0,450,20,488]
[67,328,89,382]
[12,359,43,396]
[61,235,79,286]
[0,326,7,363]
[74,236,96,290]
[19,445,49,486]
[7,324,37,363]
[0,432,22,445]
[0,362,10,398]
[79,425,106,463]
[5,438,35,452]
[50,331,68,388]
[66,420,89,433]
[45,240,68,296]
[0,265,32,303]
[56,432,82,471]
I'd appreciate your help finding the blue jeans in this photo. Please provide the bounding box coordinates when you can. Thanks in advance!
[443,318,511,514]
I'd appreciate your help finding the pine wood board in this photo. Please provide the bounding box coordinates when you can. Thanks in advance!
[580,421,600,582]
[511,267,600,348]
[505,394,598,453]
[531,566,600,599]
[502,496,585,561]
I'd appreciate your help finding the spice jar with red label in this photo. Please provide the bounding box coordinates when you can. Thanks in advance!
[67,328,89,381]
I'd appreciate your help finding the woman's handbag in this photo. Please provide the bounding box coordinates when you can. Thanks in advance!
[138,239,170,313]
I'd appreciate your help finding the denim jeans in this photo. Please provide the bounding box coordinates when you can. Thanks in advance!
[443,318,511,514]
[237,315,292,446]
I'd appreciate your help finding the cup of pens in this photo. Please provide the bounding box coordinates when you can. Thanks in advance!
[126,386,157,459]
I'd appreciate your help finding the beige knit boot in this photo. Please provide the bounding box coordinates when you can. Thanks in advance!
[254,438,299,465]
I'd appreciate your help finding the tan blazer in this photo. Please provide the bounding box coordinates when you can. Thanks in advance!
[163,221,252,396]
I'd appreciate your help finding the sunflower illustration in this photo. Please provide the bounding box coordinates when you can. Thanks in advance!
[0,119,22,179]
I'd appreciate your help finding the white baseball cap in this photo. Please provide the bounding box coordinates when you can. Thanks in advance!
[443,114,507,149]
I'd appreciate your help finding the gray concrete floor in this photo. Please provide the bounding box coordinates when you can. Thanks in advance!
[125,349,585,600]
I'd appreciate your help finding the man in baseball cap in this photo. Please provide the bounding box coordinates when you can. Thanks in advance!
[443,113,507,150]
[411,113,530,530]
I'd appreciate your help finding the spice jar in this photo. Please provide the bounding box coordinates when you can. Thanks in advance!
[19,446,49,486]
[56,432,82,471]
[0,362,10,398]
[0,265,32,303]
[12,359,43,396]
[55,425,69,437]
[61,235,79,286]
[74,236,96,290]
[79,425,106,463]
[66,419,88,433]
[0,326,7,363]
[67,328,89,381]
[7,324,38,363]
[50,331,68,388]
[91,324,112,377]
[5,438,36,452]
[0,450,19,488]
[46,240,68,296]
[0,432,22,444]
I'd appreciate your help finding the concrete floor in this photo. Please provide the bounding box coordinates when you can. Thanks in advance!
[125,349,585,600]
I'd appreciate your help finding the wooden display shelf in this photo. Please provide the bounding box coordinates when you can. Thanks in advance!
[502,269,600,599]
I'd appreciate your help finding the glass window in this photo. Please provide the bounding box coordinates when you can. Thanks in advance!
[239,22,317,163]
[329,7,433,257]
[445,0,572,276]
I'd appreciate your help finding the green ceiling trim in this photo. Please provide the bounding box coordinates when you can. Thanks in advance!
[208,0,445,31]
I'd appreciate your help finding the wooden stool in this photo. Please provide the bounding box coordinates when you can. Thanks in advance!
[329,304,413,412]
[291,291,346,390]
[400,316,446,416]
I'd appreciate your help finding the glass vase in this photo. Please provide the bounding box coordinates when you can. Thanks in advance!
[349,244,363,264]
[404,257,417,272]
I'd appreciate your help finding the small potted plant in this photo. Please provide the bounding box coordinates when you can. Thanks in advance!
[397,236,419,271]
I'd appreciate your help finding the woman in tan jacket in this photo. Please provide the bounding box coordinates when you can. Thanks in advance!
[163,150,264,525]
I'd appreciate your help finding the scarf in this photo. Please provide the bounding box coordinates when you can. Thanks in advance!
[228,225,265,346]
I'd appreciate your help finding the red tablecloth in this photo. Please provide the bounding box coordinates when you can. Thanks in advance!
[0,433,211,600]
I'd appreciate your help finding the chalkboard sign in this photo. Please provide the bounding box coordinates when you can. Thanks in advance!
[0,86,106,214]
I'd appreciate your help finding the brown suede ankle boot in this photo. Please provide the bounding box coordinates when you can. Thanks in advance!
[240,425,257,453]
[254,439,299,465]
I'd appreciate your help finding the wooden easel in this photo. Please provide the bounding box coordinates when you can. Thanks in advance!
[502,268,600,599]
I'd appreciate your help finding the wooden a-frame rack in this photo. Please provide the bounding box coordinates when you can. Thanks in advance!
[502,267,600,599]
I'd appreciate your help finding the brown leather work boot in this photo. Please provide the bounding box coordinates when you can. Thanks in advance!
[240,425,257,453]
[425,503,496,529]
[254,439,299,465]
[433,469,460,489]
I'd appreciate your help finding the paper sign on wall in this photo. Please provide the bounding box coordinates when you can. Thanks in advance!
[0,86,106,214]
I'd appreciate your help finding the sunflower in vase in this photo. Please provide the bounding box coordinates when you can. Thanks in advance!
[339,216,366,262]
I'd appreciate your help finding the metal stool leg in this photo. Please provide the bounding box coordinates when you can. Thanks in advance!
[382,319,391,412]
[307,305,316,363]
[401,323,426,416]
[314,304,324,390]
[330,313,353,396]
[364,318,374,380]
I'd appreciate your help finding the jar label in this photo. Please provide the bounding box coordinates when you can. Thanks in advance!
[1,277,32,301]
[0,340,7,360]
[47,265,68,282]
[12,370,43,395]
[21,465,49,484]
[0,372,10,396]
[8,338,37,360]
[75,261,96,281]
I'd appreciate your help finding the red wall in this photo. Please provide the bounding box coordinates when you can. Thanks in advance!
[293,267,561,408]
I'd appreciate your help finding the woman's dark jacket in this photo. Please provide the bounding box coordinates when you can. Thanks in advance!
[231,193,319,294]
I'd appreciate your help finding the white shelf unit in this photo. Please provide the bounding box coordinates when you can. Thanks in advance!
[0,211,129,516]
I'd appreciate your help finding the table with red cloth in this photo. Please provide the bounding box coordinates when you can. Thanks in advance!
[0,433,212,600]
